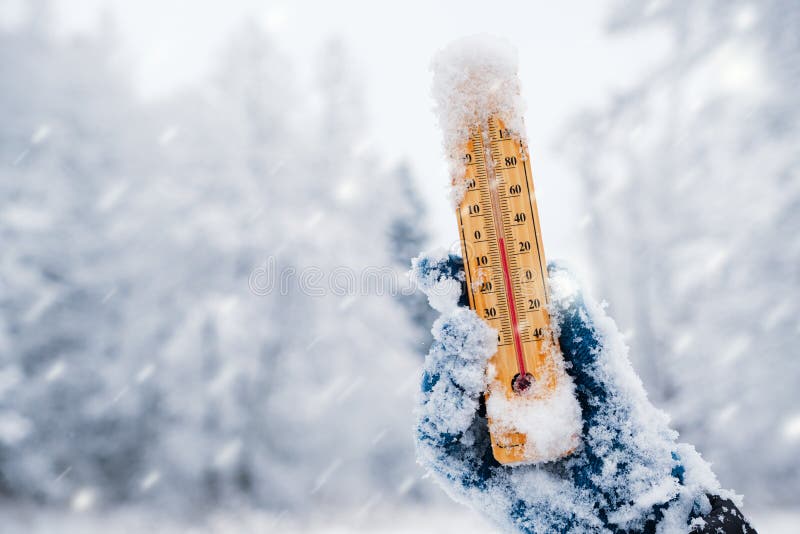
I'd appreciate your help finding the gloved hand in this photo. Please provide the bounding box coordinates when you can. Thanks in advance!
[411,251,755,534]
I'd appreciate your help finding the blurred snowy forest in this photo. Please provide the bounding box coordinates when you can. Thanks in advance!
[0,0,439,519]
[563,0,800,509]
[0,0,798,531]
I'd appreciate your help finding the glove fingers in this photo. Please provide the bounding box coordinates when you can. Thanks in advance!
[415,307,498,489]
[410,251,468,312]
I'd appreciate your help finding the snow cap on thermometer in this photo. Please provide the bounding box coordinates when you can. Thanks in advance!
[431,35,526,203]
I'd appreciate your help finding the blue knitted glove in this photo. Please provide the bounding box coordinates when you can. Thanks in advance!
[411,252,730,534]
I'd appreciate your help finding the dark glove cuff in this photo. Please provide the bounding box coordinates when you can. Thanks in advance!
[689,494,757,533]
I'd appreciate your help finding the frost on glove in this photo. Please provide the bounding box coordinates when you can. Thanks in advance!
[411,251,756,534]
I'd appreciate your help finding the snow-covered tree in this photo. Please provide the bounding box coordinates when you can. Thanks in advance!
[0,11,435,513]
[562,0,800,506]
[388,163,436,355]
[0,4,159,501]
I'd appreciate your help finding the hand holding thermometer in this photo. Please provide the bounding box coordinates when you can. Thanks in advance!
[434,37,581,465]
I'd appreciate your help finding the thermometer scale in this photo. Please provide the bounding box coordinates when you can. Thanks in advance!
[455,116,575,465]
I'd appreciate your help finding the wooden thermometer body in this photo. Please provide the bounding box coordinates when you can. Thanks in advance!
[456,116,573,465]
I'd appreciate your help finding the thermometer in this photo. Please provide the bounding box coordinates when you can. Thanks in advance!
[455,115,577,465]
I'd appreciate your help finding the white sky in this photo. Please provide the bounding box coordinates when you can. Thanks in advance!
[28,0,669,274]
